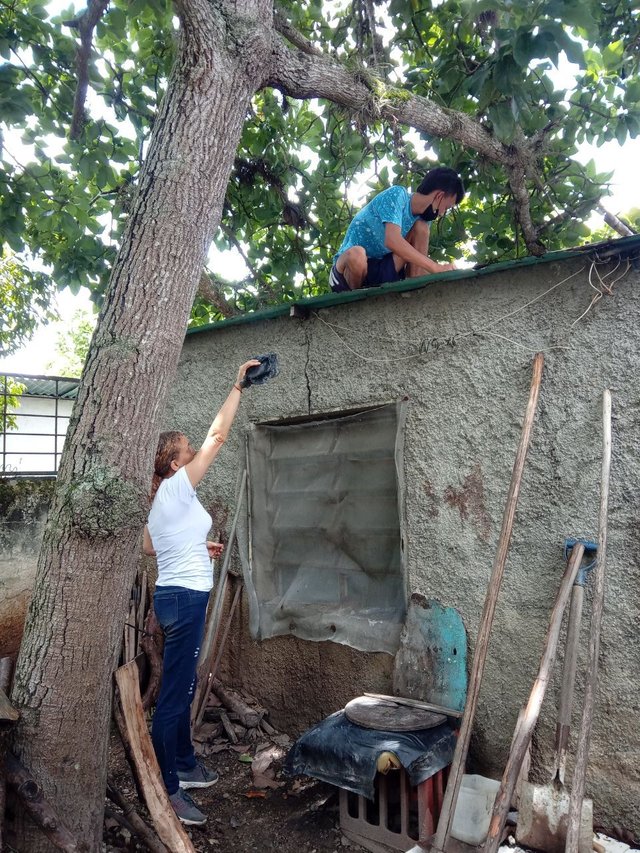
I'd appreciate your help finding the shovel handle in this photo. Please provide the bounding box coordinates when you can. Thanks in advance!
[552,581,585,784]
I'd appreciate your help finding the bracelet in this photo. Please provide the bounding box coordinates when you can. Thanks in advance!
[233,383,242,393]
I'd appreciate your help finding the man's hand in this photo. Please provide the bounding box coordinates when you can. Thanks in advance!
[207,540,224,560]
[434,261,457,272]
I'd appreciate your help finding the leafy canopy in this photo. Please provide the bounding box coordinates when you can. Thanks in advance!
[45,307,95,376]
[0,249,56,356]
[0,0,638,330]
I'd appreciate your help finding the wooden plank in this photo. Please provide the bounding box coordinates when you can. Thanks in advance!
[431,352,544,853]
[114,661,196,853]
[0,685,19,722]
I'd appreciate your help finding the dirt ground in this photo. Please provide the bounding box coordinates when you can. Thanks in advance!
[104,684,640,853]
[105,716,356,853]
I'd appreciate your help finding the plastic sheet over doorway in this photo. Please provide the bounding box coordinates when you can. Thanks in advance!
[238,402,408,653]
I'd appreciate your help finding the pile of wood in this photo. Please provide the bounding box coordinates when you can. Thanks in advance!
[194,678,288,755]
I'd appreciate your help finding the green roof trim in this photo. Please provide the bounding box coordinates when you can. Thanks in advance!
[186,234,640,336]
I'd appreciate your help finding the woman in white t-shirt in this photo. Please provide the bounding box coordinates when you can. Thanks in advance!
[144,359,259,826]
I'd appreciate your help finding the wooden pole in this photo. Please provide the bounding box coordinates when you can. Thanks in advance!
[430,352,544,852]
[114,660,196,853]
[193,580,244,731]
[553,577,586,785]
[191,469,246,727]
[565,390,612,853]
[137,569,148,654]
[483,542,585,853]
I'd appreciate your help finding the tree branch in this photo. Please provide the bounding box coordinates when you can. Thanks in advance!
[196,270,241,318]
[264,33,573,255]
[266,33,512,165]
[362,0,384,69]
[507,164,546,256]
[65,0,110,140]
[273,7,324,57]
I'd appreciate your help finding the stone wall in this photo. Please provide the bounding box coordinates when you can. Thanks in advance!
[164,246,640,834]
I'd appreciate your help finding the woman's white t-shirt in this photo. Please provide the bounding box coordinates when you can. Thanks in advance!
[148,466,213,592]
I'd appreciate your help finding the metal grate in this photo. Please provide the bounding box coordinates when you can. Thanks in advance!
[1,372,80,478]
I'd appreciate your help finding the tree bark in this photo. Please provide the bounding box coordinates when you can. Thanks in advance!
[9,0,272,849]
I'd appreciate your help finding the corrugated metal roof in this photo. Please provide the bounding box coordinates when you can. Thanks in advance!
[186,234,640,336]
[1,373,80,399]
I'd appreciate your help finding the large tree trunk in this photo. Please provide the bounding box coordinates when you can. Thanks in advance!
[9,1,272,849]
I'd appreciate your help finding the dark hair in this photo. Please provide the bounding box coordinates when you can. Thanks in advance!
[417,168,465,203]
[150,430,184,501]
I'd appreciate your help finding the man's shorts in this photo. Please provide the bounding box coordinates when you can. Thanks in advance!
[330,253,405,293]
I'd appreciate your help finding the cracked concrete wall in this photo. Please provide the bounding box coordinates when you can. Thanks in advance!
[167,252,640,835]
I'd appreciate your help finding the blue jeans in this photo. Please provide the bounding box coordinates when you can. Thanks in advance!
[152,586,210,795]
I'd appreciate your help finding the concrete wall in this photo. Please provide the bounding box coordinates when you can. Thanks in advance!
[165,249,639,834]
[0,478,54,656]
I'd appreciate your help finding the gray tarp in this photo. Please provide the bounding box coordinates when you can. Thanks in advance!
[237,402,407,653]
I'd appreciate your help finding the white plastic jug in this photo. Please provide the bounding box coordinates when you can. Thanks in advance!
[450,774,501,845]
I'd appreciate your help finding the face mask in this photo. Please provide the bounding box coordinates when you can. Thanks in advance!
[420,204,438,222]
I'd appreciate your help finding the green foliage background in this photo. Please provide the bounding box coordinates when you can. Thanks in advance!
[1,0,638,333]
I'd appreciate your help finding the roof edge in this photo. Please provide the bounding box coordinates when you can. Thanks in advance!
[186,234,640,336]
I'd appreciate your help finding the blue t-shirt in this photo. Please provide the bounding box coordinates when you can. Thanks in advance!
[335,186,423,261]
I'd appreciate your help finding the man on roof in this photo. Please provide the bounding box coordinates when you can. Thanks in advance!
[329,167,465,293]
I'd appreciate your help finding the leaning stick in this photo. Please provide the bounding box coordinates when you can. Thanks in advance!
[194,581,245,731]
[565,390,612,853]
[191,469,246,727]
[483,542,585,853]
[429,352,544,852]
[106,777,169,853]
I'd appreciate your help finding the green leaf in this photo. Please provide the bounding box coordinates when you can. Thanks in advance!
[615,120,627,146]
[602,40,624,70]
[487,101,517,142]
